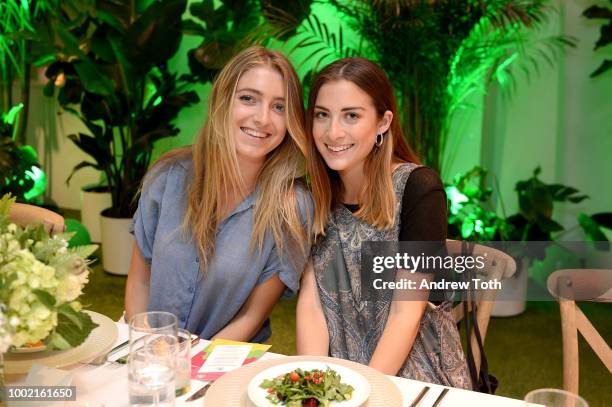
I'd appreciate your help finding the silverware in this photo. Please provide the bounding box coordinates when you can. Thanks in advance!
[89,339,129,365]
[409,386,430,407]
[185,383,211,402]
[432,388,449,407]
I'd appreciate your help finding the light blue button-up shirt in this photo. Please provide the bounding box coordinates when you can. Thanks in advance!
[130,156,313,342]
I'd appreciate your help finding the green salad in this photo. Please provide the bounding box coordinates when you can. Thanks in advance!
[259,367,354,407]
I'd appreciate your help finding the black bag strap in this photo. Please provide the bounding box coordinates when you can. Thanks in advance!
[460,241,494,394]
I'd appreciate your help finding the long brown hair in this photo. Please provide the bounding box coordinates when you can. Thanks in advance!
[306,57,419,235]
[152,46,309,271]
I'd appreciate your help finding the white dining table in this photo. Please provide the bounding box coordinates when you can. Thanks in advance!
[8,322,538,407]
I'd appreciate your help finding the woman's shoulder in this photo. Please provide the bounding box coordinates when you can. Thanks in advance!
[143,149,193,193]
[292,179,314,222]
[393,163,443,196]
[405,166,444,192]
[401,166,446,210]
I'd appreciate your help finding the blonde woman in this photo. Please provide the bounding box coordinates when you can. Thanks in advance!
[125,46,312,343]
[296,58,470,388]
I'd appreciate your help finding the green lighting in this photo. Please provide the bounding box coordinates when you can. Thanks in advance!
[153,96,162,107]
[24,166,47,201]
[446,185,468,215]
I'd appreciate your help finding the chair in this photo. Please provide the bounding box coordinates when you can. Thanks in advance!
[9,202,65,234]
[547,269,612,395]
[445,240,517,381]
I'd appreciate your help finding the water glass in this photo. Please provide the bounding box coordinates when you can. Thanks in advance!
[175,329,192,397]
[128,335,178,407]
[524,388,588,407]
[129,312,178,345]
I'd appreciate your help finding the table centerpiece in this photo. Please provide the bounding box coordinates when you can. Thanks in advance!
[0,194,98,395]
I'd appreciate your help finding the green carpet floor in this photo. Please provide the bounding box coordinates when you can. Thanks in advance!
[83,262,611,406]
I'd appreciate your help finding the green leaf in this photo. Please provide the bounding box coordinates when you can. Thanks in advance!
[68,133,103,160]
[2,104,24,125]
[73,60,115,96]
[32,289,56,309]
[96,9,127,33]
[47,331,72,350]
[69,244,99,259]
[578,213,609,242]
[592,212,612,229]
[182,19,206,36]
[582,5,612,19]
[58,303,85,331]
[90,27,117,63]
[66,161,102,185]
[567,195,589,203]
[594,23,612,50]
[591,59,612,78]
[43,80,55,97]
[536,216,564,233]
[50,309,98,349]
[32,53,57,67]
[190,0,215,25]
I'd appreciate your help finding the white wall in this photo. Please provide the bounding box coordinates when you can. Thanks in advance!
[481,0,612,236]
[25,81,100,209]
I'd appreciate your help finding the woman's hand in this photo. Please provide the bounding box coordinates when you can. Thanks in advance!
[296,260,329,356]
[368,270,429,375]
[124,243,151,321]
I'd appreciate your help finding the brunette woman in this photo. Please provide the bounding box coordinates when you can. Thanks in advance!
[296,57,470,388]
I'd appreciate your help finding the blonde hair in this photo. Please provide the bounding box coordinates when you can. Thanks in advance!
[156,46,309,271]
[305,58,420,236]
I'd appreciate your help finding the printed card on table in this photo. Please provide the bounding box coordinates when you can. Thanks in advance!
[191,339,271,381]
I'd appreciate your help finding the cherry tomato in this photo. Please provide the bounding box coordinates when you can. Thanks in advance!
[290,371,299,382]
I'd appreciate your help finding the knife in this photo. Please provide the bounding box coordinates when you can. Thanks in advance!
[432,388,449,407]
[185,383,211,402]
[409,386,430,407]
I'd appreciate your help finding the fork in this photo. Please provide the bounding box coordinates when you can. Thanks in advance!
[88,339,129,365]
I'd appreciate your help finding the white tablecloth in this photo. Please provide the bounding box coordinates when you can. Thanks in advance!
[9,323,537,406]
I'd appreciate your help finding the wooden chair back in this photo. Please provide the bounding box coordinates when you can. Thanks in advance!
[547,268,612,395]
[445,240,517,379]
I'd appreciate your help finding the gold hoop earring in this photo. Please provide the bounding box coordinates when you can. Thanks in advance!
[375,133,384,147]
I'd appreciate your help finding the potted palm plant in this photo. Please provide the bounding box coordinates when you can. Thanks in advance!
[262,0,574,173]
[42,0,198,274]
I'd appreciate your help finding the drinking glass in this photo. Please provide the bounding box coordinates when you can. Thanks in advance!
[128,335,177,407]
[175,329,192,397]
[129,312,178,345]
[524,388,588,407]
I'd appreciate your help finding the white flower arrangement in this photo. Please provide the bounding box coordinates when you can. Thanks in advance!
[0,195,98,352]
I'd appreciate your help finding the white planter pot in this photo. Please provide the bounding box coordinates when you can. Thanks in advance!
[100,213,134,276]
[80,188,111,242]
[491,258,529,317]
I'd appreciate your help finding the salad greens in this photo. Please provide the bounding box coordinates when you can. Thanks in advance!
[260,367,354,406]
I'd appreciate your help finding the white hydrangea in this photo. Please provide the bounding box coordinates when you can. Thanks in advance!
[2,248,59,347]
[0,195,97,350]
[0,308,12,354]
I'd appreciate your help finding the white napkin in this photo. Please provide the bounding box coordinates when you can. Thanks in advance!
[8,364,73,406]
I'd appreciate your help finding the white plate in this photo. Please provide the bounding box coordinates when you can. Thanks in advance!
[4,310,118,374]
[247,361,370,407]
